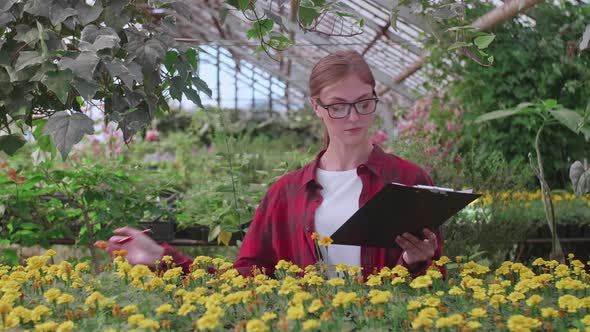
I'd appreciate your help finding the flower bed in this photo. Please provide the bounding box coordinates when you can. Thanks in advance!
[0,250,589,331]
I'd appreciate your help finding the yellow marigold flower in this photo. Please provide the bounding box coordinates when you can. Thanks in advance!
[318,236,333,247]
[411,316,433,329]
[532,258,545,266]
[541,307,559,318]
[470,307,487,318]
[418,307,439,319]
[197,314,219,331]
[369,290,393,305]
[44,249,57,257]
[31,305,52,322]
[327,278,345,287]
[467,321,482,329]
[122,305,138,315]
[489,294,507,309]
[580,315,590,326]
[391,276,406,285]
[434,256,451,266]
[161,255,173,265]
[391,265,409,278]
[43,288,61,303]
[559,295,582,313]
[74,262,90,273]
[246,319,269,332]
[424,296,441,307]
[302,319,320,330]
[85,292,107,307]
[347,266,363,275]
[129,265,153,280]
[192,269,208,279]
[508,292,525,304]
[311,232,320,240]
[178,303,196,316]
[56,320,74,332]
[163,267,183,281]
[287,304,305,320]
[410,275,432,289]
[407,300,423,310]
[333,263,348,273]
[155,303,174,315]
[128,314,145,326]
[57,293,74,305]
[256,285,273,294]
[288,265,303,273]
[35,321,58,332]
[435,314,464,328]
[0,300,11,315]
[275,260,292,270]
[138,318,159,330]
[205,306,223,318]
[365,275,382,287]
[332,291,359,308]
[291,292,313,305]
[426,268,443,279]
[261,312,277,322]
[455,256,464,262]
[435,291,444,296]
[507,315,541,332]
[308,299,323,313]
[526,295,544,307]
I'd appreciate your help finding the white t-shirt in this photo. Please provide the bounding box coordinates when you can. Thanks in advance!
[314,168,362,277]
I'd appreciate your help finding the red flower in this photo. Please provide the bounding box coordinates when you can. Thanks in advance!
[144,129,160,142]
[8,169,16,181]
[17,177,25,184]
[1,162,7,168]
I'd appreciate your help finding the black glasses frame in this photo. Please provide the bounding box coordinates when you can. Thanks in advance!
[315,91,379,119]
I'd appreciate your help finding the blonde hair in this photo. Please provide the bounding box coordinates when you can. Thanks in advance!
[309,51,376,148]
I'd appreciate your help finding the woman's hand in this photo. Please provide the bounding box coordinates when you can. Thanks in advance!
[95,227,165,267]
[395,228,437,266]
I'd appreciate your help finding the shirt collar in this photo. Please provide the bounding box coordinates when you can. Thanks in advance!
[299,144,385,190]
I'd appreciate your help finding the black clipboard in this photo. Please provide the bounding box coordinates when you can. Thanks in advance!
[330,183,481,249]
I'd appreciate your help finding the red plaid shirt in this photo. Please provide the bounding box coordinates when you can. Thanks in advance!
[161,145,445,279]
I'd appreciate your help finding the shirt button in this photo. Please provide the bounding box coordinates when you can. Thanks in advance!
[313,197,320,202]
[305,226,310,233]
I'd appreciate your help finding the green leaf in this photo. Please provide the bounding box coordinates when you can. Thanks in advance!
[247,19,274,39]
[1,249,18,266]
[549,109,590,140]
[474,34,495,50]
[49,4,76,27]
[238,0,250,11]
[208,225,221,242]
[73,77,99,100]
[186,48,198,70]
[169,76,184,101]
[43,112,95,160]
[127,38,166,68]
[192,76,212,97]
[447,42,471,51]
[23,0,51,18]
[542,99,558,109]
[42,70,74,104]
[104,59,142,89]
[76,0,103,26]
[58,51,100,82]
[80,25,120,51]
[14,25,40,44]
[184,87,202,108]
[14,51,45,71]
[163,50,179,74]
[474,109,523,123]
[0,134,26,155]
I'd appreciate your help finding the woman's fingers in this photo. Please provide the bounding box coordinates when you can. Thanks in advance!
[105,236,127,255]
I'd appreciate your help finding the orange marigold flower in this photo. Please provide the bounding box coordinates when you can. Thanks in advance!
[311,232,320,240]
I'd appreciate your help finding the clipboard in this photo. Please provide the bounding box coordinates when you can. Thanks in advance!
[330,183,481,249]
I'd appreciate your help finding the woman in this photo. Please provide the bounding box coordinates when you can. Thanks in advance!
[103,51,445,279]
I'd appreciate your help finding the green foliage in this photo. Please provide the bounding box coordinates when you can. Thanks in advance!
[0,160,169,251]
[426,1,590,189]
[0,0,211,159]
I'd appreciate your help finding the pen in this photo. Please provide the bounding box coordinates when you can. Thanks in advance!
[115,229,152,245]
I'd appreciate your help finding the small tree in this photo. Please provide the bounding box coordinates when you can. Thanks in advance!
[476,100,590,262]
[0,0,211,159]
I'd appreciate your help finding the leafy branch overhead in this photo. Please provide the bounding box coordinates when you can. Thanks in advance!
[0,0,212,159]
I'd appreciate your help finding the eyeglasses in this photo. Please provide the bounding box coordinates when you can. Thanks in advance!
[315,91,379,119]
